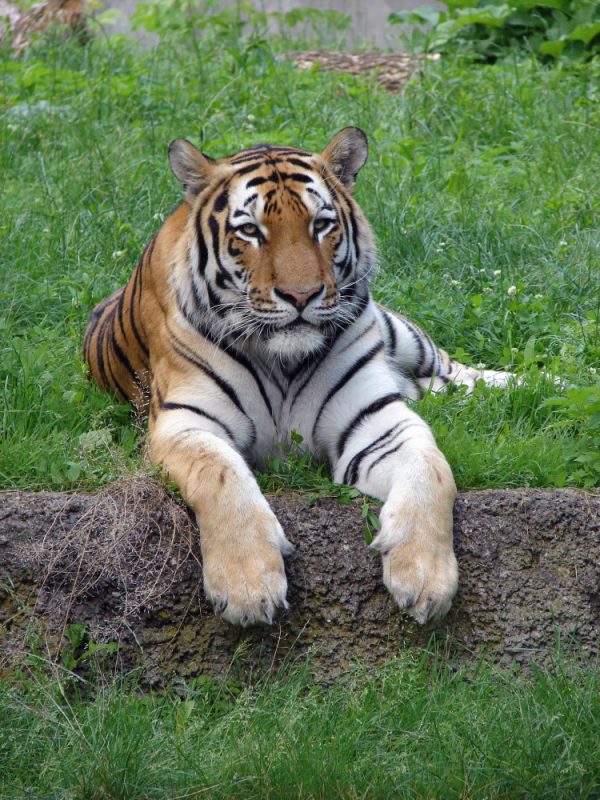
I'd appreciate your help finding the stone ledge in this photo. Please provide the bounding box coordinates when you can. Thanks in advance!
[0,481,598,683]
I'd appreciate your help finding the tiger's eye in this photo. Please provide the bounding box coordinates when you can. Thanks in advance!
[239,223,259,237]
[313,218,330,234]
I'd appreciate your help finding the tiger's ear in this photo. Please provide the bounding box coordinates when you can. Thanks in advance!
[168,139,215,200]
[320,127,368,192]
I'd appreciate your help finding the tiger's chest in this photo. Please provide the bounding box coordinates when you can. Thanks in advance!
[169,304,410,464]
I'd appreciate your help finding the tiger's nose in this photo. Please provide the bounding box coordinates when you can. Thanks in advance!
[274,285,323,310]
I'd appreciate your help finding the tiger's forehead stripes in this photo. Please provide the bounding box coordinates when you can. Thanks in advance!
[225,158,334,225]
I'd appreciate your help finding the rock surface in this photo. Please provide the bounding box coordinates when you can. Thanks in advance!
[0,481,598,683]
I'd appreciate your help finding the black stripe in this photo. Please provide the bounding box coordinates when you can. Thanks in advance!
[213,189,229,213]
[288,359,323,413]
[344,420,425,485]
[229,153,267,165]
[312,342,385,442]
[381,311,397,354]
[337,392,404,459]
[116,288,129,345]
[403,318,427,373]
[306,185,326,199]
[423,330,439,375]
[207,215,235,288]
[337,321,376,355]
[234,163,265,178]
[337,207,354,280]
[145,232,158,265]
[255,359,285,398]
[408,321,436,376]
[105,337,130,402]
[349,206,361,262]
[205,280,223,312]
[223,348,274,419]
[195,211,209,276]
[96,305,128,401]
[110,333,137,386]
[342,423,401,485]
[129,267,150,359]
[284,157,314,170]
[168,332,256,447]
[366,441,408,478]
[95,310,111,389]
[322,172,339,202]
[160,401,235,443]
[285,172,313,183]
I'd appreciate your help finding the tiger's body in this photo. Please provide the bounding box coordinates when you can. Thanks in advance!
[84,128,511,626]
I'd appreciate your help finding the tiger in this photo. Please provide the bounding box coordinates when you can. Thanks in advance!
[84,127,512,627]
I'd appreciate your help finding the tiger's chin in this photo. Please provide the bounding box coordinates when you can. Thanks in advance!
[261,323,326,363]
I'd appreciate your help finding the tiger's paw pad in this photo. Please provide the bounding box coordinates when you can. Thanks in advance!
[379,541,458,625]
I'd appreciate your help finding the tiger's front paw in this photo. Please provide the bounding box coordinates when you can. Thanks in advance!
[371,477,458,624]
[378,538,458,624]
[200,505,293,627]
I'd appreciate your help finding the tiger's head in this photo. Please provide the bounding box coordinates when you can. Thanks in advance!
[169,127,376,362]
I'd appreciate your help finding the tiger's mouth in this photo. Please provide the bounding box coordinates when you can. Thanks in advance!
[259,317,317,337]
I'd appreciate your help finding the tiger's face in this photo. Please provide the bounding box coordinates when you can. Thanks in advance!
[169,128,375,362]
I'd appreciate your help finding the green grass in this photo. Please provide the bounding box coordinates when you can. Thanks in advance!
[0,18,599,492]
[1,654,598,799]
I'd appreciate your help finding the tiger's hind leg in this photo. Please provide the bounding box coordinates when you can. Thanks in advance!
[375,304,514,395]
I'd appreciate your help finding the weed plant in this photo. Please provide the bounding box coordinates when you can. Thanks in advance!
[0,652,598,799]
[0,7,599,492]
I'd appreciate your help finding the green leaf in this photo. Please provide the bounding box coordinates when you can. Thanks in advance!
[539,39,566,55]
[389,7,441,26]
[65,623,86,649]
[523,335,536,364]
[566,21,600,43]
[452,4,514,28]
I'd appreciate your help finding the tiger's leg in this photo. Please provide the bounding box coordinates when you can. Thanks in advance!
[149,400,292,626]
[331,394,458,623]
[376,304,514,394]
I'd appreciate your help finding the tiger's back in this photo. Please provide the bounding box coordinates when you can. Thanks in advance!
[84,203,189,408]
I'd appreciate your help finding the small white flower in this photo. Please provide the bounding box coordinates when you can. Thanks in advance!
[483,287,493,294]
[476,362,486,370]
[247,113,256,122]
[112,250,127,259]
[493,269,501,277]
[479,268,486,273]
[534,293,544,299]
[511,347,518,354]
[507,285,517,297]
[589,367,597,375]
[153,212,163,221]
[43,227,49,233]
[559,239,567,247]
[450,279,460,286]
